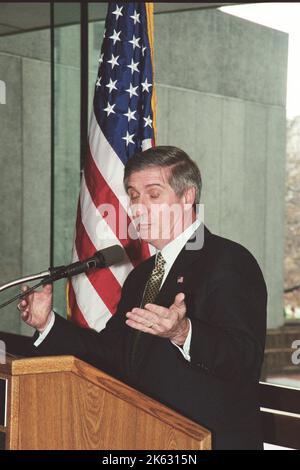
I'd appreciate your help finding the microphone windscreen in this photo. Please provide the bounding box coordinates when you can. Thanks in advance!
[98,245,125,267]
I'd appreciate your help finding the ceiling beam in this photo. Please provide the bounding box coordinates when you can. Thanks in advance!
[0,2,234,37]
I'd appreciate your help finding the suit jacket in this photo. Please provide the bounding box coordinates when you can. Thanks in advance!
[31,225,267,449]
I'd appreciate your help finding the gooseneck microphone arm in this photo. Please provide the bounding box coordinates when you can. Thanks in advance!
[0,279,51,310]
[0,270,51,294]
[0,245,124,310]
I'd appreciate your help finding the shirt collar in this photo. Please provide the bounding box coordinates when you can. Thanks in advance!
[156,218,201,267]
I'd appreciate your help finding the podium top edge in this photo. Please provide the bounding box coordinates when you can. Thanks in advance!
[0,355,76,375]
[9,355,76,375]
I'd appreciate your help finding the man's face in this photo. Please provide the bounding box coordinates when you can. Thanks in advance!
[127,166,195,249]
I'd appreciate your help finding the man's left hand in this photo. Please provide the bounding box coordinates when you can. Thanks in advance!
[125,292,189,346]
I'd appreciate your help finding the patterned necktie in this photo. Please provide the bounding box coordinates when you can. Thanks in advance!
[130,252,166,374]
[141,251,166,308]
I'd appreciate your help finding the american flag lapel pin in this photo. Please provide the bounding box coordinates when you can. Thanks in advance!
[177,275,184,284]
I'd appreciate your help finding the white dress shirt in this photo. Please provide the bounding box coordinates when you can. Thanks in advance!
[35,219,201,363]
[158,218,200,361]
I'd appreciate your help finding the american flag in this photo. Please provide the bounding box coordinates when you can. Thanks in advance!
[67,3,156,331]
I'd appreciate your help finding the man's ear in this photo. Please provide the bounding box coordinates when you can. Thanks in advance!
[183,187,196,206]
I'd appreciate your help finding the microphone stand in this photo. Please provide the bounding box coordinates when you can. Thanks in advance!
[0,245,124,310]
[0,270,50,293]
[0,272,53,310]
[0,269,62,310]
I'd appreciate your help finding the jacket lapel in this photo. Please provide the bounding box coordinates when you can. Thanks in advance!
[130,224,211,382]
[155,224,211,306]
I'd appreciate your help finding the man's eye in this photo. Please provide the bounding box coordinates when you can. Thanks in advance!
[150,193,160,199]
[130,194,139,201]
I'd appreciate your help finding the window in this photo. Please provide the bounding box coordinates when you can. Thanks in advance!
[0,3,51,335]
[221,2,300,389]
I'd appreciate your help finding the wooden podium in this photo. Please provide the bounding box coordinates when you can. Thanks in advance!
[0,356,211,450]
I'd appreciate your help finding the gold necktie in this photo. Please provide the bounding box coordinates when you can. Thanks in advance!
[141,252,166,308]
[130,252,166,373]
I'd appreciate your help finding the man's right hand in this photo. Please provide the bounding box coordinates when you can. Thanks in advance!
[18,284,53,332]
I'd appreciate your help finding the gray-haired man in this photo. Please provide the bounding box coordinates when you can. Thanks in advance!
[18,146,267,449]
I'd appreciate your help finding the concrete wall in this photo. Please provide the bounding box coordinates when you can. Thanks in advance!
[52,25,81,317]
[153,9,288,329]
[0,30,51,335]
[0,7,288,333]
[0,24,80,331]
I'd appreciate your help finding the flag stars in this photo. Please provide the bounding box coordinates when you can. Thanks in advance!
[103,102,116,116]
[106,78,118,93]
[143,115,153,128]
[112,5,123,20]
[124,107,137,122]
[126,83,138,98]
[127,58,139,75]
[122,131,135,146]
[98,53,104,64]
[96,76,102,88]
[107,53,120,69]
[109,29,121,45]
[130,10,140,25]
[129,35,141,50]
[141,78,152,93]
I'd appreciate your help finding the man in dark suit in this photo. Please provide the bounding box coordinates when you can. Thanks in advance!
[18,146,267,450]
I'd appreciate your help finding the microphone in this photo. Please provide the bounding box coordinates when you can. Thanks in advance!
[0,245,125,309]
[47,245,124,282]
